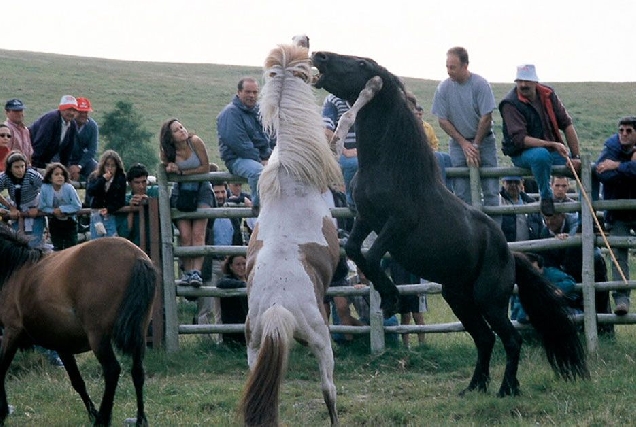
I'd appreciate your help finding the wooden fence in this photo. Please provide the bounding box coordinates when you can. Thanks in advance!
[157,155,636,354]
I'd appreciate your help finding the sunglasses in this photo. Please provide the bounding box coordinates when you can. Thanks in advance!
[0,133,12,138]
[619,128,634,134]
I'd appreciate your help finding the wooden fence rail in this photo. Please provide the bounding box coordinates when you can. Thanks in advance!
[157,155,636,354]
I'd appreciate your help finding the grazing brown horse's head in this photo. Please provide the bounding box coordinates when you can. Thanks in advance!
[0,223,44,287]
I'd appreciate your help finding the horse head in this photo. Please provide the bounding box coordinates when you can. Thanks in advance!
[312,51,402,105]
[0,223,44,287]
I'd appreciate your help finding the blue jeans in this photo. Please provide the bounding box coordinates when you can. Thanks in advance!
[448,136,499,207]
[228,158,264,208]
[608,220,635,304]
[434,151,453,191]
[12,216,45,248]
[339,155,358,209]
[90,211,118,239]
[511,147,567,200]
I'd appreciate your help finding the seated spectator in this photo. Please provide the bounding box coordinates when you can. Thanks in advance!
[217,77,274,212]
[216,254,249,346]
[69,97,98,181]
[499,176,543,242]
[510,252,581,323]
[117,163,158,251]
[499,64,582,216]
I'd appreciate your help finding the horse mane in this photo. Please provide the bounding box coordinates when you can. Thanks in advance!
[361,66,440,196]
[0,223,44,286]
[258,44,343,201]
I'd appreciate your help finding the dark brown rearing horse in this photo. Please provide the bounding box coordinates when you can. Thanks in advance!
[312,51,588,398]
[0,224,157,426]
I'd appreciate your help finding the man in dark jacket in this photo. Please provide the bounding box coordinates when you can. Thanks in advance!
[498,176,542,242]
[595,115,636,315]
[499,65,582,217]
[217,78,273,211]
[29,95,78,170]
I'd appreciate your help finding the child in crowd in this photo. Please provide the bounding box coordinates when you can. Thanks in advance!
[86,149,126,239]
[0,150,44,247]
[38,163,82,250]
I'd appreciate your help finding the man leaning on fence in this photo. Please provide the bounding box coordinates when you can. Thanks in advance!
[595,115,636,315]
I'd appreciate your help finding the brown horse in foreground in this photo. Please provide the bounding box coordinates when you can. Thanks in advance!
[0,224,157,426]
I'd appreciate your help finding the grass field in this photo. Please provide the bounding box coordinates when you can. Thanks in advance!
[4,294,636,426]
[1,48,634,173]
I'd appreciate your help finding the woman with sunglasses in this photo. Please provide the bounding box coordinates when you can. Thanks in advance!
[0,124,12,172]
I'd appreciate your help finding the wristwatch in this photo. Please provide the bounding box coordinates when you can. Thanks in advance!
[571,154,581,159]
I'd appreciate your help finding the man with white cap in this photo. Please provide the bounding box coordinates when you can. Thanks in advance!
[69,97,98,181]
[29,95,79,170]
[4,98,33,161]
[499,64,582,217]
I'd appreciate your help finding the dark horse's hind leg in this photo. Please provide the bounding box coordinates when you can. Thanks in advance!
[92,337,122,426]
[58,352,98,422]
[443,289,499,396]
[344,217,400,318]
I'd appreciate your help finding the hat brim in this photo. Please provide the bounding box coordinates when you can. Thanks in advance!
[59,105,78,111]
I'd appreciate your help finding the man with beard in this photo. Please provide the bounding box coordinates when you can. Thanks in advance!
[499,64,582,217]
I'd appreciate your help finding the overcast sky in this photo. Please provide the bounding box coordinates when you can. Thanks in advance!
[2,0,634,83]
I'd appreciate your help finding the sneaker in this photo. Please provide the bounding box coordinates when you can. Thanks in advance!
[179,271,191,285]
[540,197,555,216]
[189,270,203,287]
[614,302,629,316]
[47,350,64,367]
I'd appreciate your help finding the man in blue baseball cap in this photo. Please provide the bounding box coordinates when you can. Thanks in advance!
[4,98,33,161]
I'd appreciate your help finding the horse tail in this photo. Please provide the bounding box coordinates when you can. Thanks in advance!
[241,305,296,427]
[112,257,158,355]
[513,252,589,380]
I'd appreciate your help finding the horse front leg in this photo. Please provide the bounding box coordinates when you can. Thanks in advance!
[343,216,372,275]
[345,216,400,318]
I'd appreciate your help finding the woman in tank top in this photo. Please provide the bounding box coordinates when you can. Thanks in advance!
[160,118,213,286]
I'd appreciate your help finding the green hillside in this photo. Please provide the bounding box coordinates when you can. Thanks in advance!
[1,48,633,172]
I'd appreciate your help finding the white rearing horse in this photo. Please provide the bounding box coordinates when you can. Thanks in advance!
[239,44,343,427]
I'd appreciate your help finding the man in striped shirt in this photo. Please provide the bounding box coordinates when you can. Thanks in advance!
[322,94,358,210]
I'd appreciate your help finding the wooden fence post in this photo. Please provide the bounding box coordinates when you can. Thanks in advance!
[469,166,482,209]
[157,168,180,352]
[580,155,599,352]
[369,281,385,353]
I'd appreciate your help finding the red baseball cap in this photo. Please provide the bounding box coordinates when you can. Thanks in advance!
[76,97,93,112]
